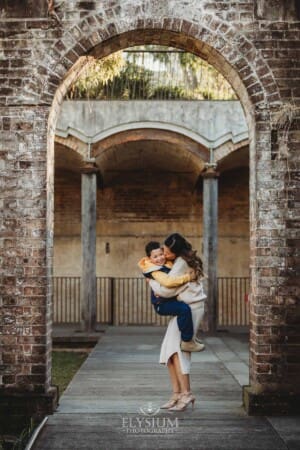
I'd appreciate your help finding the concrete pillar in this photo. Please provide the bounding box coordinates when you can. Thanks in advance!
[81,161,98,332]
[202,165,219,334]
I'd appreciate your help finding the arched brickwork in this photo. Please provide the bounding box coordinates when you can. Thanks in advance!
[45,19,284,409]
[44,14,279,113]
[54,135,89,160]
[1,2,299,428]
[54,128,249,185]
[55,142,86,175]
[214,140,249,164]
[46,19,297,413]
[46,14,281,194]
[92,128,209,160]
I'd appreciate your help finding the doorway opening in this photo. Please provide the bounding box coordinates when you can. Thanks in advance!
[52,44,250,331]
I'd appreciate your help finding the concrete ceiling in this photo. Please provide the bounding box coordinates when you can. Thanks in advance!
[55,143,84,174]
[94,139,205,185]
[54,140,249,187]
[217,146,249,173]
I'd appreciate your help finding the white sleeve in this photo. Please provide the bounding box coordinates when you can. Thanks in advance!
[167,257,189,276]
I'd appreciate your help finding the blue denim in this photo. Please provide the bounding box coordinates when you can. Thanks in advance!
[154,300,193,341]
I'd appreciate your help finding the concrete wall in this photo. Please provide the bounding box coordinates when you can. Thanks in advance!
[56,100,248,151]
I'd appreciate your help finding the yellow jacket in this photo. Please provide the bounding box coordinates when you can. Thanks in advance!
[138,256,192,287]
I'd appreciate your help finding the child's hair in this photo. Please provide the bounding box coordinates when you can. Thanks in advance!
[145,241,161,257]
[164,233,204,278]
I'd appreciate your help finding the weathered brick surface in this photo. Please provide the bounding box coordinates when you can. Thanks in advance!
[0,0,299,417]
[0,105,51,397]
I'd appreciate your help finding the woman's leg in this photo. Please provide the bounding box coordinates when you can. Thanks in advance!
[172,353,191,393]
[167,355,181,393]
[161,354,182,408]
[167,353,196,411]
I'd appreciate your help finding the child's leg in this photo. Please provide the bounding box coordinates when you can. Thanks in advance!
[154,300,193,342]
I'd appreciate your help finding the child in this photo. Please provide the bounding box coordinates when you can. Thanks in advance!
[138,241,204,352]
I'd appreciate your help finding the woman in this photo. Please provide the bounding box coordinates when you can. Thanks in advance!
[148,233,206,411]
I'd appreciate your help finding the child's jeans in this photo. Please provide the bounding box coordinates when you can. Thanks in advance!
[154,300,193,341]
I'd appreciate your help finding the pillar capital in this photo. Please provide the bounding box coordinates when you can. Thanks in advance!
[81,159,99,175]
[201,163,219,179]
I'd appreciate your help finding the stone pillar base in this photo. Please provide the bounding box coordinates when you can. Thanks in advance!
[0,386,58,435]
[243,385,300,416]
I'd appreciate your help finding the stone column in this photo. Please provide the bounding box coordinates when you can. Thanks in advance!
[202,165,219,334]
[81,161,98,332]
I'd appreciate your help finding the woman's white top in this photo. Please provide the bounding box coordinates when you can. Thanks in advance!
[150,256,207,374]
[149,256,206,304]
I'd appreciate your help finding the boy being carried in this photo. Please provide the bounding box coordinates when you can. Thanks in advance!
[138,241,204,352]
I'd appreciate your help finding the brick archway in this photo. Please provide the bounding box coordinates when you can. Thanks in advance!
[46,20,272,408]
[46,16,280,175]
[45,15,279,115]
[2,2,299,429]
[46,22,279,414]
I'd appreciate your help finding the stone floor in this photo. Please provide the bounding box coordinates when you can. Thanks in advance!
[33,326,300,450]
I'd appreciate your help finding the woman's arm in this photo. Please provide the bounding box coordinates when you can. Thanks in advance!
[151,270,193,287]
[149,279,187,298]
[149,258,191,298]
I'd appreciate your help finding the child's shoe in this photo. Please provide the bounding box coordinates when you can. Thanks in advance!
[180,339,205,352]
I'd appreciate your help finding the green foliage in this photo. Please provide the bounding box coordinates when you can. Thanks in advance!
[0,418,36,450]
[153,50,236,100]
[101,61,154,100]
[150,85,191,100]
[67,52,125,99]
[52,351,88,396]
[0,353,88,449]
[12,419,35,450]
[67,47,237,100]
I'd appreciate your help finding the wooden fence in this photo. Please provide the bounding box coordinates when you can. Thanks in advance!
[53,276,250,328]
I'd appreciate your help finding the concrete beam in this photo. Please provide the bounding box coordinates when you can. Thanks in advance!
[56,100,248,151]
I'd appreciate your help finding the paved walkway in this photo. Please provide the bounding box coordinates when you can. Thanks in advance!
[34,327,299,450]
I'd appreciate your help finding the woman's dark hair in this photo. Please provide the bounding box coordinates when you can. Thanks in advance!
[164,233,204,278]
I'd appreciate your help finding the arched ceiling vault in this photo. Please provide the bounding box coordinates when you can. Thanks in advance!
[54,130,249,186]
[54,143,85,175]
[92,128,208,185]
